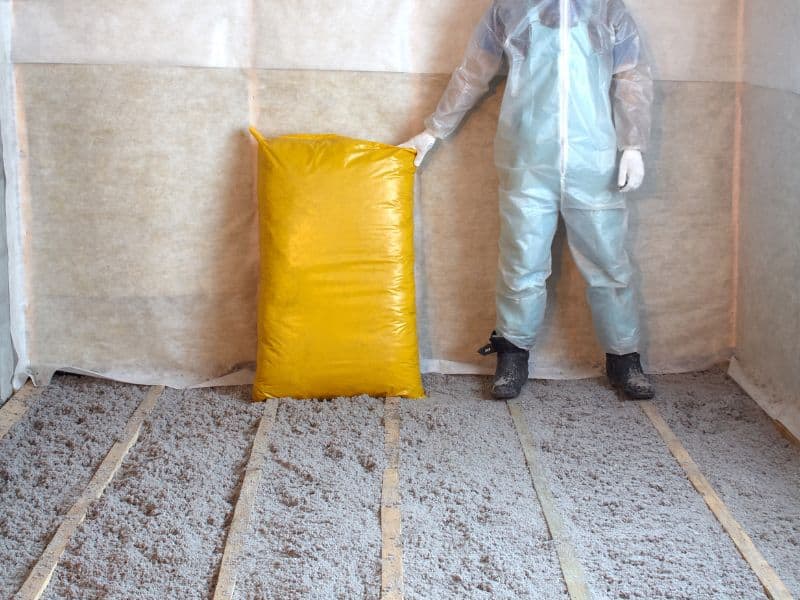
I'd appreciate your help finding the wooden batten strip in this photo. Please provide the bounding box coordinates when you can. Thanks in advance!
[381,397,404,600]
[507,400,592,600]
[17,385,164,600]
[213,399,279,600]
[640,401,793,600]
[0,382,40,440]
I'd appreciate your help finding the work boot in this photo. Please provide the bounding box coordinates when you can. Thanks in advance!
[606,352,655,400]
[478,332,530,400]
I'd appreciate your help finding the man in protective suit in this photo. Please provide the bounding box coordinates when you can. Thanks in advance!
[403,0,655,400]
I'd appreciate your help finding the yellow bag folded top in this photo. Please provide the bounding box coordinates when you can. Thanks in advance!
[249,128,425,400]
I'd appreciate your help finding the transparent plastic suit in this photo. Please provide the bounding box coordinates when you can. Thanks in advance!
[425,0,653,353]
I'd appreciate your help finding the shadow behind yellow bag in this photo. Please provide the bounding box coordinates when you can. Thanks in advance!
[249,128,425,400]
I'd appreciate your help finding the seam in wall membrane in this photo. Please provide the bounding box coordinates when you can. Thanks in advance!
[740,82,800,98]
[730,0,744,349]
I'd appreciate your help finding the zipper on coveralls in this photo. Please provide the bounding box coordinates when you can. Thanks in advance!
[558,0,570,206]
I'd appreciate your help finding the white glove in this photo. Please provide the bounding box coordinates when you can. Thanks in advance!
[617,149,645,192]
[400,130,438,168]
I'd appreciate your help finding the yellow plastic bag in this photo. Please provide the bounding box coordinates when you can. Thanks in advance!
[249,128,425,400]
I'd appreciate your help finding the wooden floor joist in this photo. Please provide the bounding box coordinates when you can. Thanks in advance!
[381,397,404,600]
[213,399,279,600]
[640,401,794,600]
[16,385,165,600]
[0,382,40,440]
[507,400,592,600]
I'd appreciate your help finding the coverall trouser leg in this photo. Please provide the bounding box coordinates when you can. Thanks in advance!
[495,177,641,355]
[562,204,640,355]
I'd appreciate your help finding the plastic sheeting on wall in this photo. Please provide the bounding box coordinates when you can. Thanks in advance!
[0,120,14,399]
[0,118,13,401]
[1,1,25,399]
[1,0,745,392]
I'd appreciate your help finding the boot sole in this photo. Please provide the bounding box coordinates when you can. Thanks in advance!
[492,390,521,400]
[611,383,655,401]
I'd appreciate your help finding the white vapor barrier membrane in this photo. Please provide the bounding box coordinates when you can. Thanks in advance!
[11,64,735,386]
[0,135,13,400]
[0,1,12,400]
[12,0,252,69]
[1,0,25,398]
[11,0,738,82]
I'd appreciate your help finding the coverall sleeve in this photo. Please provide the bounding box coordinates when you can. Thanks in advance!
[608,0,653,152]
[424,4,505,139]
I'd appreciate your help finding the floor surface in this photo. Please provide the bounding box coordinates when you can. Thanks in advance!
[1,368,798,599]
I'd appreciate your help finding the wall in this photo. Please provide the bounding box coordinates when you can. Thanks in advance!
[733,0,800,436]
[0,1,17,400]
[3,0,741,387]
[0,125,14,401]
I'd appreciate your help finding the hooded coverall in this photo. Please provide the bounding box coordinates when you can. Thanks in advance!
[424,0,653,354]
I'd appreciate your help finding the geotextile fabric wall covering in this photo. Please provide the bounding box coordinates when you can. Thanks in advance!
[0,0,793,433]
[732,0,800,438]
[249,130,424,400]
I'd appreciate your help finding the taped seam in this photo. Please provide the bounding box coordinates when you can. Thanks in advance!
[730,0,745,351]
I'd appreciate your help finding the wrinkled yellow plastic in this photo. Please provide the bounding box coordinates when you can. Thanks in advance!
[249,128,425,400]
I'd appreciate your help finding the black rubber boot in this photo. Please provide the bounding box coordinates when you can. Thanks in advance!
[606,352,655,400]
[478,332,530,400]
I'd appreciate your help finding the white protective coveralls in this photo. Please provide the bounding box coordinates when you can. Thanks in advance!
[425,0,653,354]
